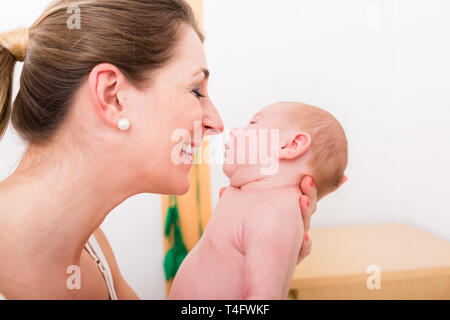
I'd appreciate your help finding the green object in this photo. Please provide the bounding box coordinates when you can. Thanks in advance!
[194,159,203,238]
[163,196,188,281]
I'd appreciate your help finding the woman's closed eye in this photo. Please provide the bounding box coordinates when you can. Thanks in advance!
[192,87,205,99]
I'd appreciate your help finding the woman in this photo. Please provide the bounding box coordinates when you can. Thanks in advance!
[0,0,317,299]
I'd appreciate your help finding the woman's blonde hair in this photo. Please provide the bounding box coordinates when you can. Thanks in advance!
[0,0,203,144]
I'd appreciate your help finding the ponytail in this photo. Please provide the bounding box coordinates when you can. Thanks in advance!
[0,27,29,139]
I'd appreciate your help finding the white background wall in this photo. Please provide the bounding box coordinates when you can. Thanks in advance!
[1,0,449,300]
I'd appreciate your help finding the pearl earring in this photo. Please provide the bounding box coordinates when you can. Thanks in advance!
[117,118,130,131]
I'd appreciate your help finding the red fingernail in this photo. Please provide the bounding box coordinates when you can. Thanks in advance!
[304,232,309,241]
[309,178,314,187]
[306,198,310,208]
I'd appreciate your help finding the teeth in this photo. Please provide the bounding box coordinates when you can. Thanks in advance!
[182,144,196,156]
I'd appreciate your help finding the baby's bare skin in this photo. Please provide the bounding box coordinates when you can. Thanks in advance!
[169,185,304,300]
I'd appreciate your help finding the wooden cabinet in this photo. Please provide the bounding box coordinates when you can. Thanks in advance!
[290,224,450,299]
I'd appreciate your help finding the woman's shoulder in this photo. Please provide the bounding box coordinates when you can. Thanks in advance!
[0,178,26,209]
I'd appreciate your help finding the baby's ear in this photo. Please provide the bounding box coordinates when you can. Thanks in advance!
[279,131,311,160]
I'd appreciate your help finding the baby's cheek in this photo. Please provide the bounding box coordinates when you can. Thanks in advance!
[255,129,280,164]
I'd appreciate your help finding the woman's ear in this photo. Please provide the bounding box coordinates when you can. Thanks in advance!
[279,132,311,160]
[88,63,125,128]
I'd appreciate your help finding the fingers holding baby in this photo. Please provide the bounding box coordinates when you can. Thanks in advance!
[298,171,349,264]
[300,175,317,234]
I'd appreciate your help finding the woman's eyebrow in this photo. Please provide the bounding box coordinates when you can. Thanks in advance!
[192,68,210,79]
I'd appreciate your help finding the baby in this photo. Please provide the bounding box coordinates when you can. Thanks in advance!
[169,101,348,300]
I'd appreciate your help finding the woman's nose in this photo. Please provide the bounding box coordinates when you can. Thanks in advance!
[202,99,224,137]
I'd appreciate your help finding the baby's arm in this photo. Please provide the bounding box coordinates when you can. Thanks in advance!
[241,200,304,300]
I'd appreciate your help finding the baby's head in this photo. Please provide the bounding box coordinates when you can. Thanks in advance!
[223,101,348,199]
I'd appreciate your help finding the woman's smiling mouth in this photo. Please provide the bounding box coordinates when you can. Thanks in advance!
[180,142,200,165]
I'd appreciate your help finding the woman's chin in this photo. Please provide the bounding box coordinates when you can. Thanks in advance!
[170,175,191,195]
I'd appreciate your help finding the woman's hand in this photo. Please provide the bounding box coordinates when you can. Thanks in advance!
[296,174,348,264]
[296,176,318,265]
